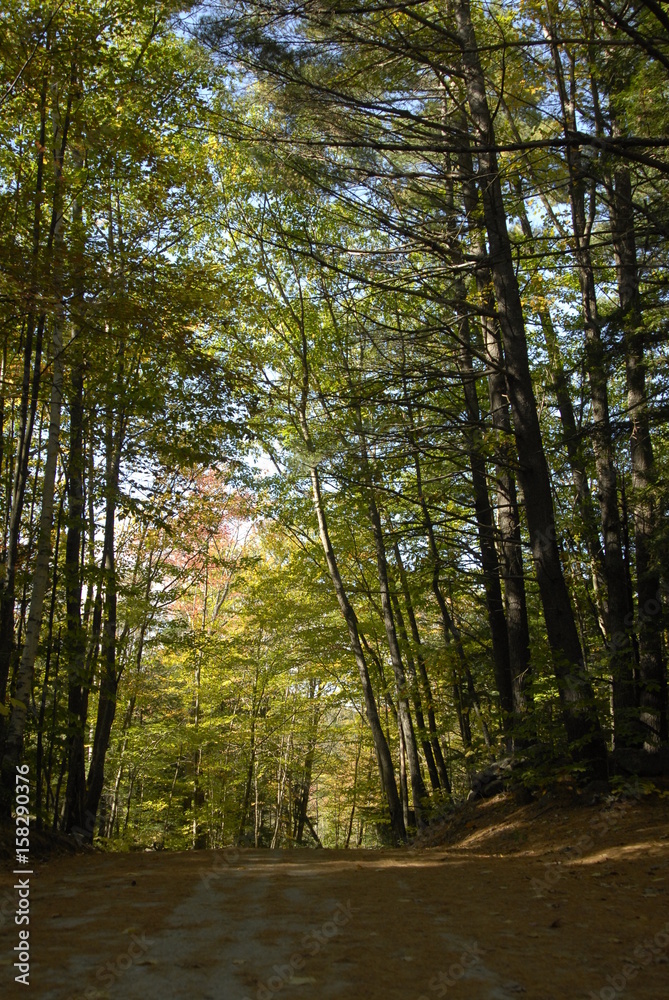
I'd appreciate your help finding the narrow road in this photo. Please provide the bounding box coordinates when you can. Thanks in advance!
[1,829,668,999]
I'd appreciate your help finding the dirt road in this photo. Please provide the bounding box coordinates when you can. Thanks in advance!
[1,797,668,1000]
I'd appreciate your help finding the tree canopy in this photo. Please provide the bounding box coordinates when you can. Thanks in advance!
[0,0,667,848]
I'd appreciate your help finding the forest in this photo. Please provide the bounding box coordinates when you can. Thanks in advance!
[0,0,667,852]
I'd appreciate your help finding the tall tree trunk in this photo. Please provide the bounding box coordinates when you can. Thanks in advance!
[514,187,607,614]
[107,694,135,839]
[344,726,363,849]
[44,626,62,824]
[480,322,533,727]
[61,127,90,833]
[449,135,531,735]
[308,463,405,842]
[454,0,607,778]
[409,429,491,750]
[0,71,49,711]
[356,419,429,827]
[393,543,452,794]
[84,409,123,832]
[457,330,516,740]
[61,353,88,832]
[237,660,259,843]
[0,65,71,805]
[568,52,640,746]
[83,172,129,835]
[295,681,319,844]
[35,499,62,829]
[192,541,208,850]
[0,306,65,811]
[397,723,410,831]
[611,161,668,745]
[547,27,637,747]
[294,319,405,841]
[460,135,531,726]
[390,589,441,791]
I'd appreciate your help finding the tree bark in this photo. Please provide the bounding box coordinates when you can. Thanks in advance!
[409,431,491,750]
[35,499,62,829]
[308,463,405,842]
[514,189,607,613]
[391,589,441,791]
[457,329,515,738]
[454,0,607,778]
[0,299,65,811]
[355,420,429,827]
[0,67,70,806]
[547,29,637,747]
[611,160,668,745]
[61,125,90,833]
[294,681,319,844]
[0,71,49,712]
[292,313,406,841]
[84,408,123,832]
[449,133,530,745]
[61,352,88,832]
[393,543,452,793]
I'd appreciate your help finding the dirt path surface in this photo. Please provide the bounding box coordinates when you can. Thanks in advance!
[2,796,669,1000]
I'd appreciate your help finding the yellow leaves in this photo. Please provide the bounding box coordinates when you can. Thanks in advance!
[0,698,26,721]
[527,290,555,314]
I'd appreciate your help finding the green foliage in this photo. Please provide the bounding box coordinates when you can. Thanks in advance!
[2,0,668,845]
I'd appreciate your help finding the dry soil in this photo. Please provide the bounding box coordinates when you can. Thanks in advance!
[1,793,668,1000]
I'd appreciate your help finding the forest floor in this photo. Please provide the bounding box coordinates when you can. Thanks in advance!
[1,791,669,1000]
